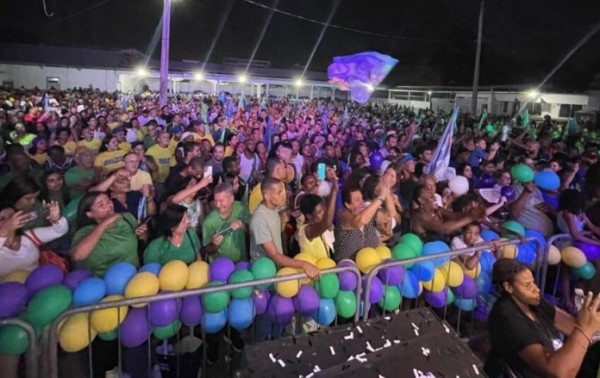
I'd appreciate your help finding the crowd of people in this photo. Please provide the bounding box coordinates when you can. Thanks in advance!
[3,87,600,377]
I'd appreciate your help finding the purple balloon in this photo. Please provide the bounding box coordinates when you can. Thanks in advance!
[120,308,150,348]
[0,282,28,319]
[455,275,478,299]
[369,151,384,170]
[235,261,251,271]
[252,289,270,315]
[180,296,203,327]
[149,297,179,327]
[62,269,92,291]
[377,259,405,286]
[267,294,295,325]
[423,290,447,308]
[293,285,320,316]
[575,242,600,260]
[479,174,496,189]
[362,275,384,304]
[26,265,65,296]
[209,257,236,282]
[338,260,358,291]
[500,186,516,201]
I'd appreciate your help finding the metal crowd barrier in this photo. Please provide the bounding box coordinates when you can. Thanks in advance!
[540,233,581,295]
[45,265,362,378]
[0,318,39,378]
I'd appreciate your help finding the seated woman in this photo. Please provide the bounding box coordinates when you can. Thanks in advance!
[71,191,147,277]
[486,259,600,377]
[143,204,201,265]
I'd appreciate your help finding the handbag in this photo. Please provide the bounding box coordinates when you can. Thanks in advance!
[25,229,70,274]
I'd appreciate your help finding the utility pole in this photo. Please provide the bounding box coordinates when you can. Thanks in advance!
[471,0,485,116]
[159,0,172,107]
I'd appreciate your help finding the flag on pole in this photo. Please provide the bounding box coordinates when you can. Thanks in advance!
[259,96,267,112]
[238,94,247,112]
[425,107,459,181]
[477,111,487,130]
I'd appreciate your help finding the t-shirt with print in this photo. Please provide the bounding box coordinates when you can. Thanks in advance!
[146,144,176,183]
[94,150,127,174]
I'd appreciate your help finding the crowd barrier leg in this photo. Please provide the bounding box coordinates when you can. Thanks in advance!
[0,318,38,378]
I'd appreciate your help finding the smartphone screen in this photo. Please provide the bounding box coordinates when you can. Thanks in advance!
[317,163,326,181]
[204,166,213,178]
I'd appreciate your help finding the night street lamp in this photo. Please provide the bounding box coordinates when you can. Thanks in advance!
[159,0,173,106]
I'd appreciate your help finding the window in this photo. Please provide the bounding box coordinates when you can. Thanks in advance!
[559,104,571,118]
[46,77,60,90]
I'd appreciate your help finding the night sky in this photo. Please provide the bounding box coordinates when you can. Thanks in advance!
[2,0,600,89]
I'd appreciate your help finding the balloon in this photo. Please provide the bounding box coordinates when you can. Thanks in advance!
[362,275,383,303]
[422,241,451,266]
[335,291,357,318]
[356,247,382,274]
[454,297,476,312]
[445,287,456,304]
[59,313,97,353]
[498,239,517,259]
[502,220,525,237]
[91,295,128,333]
[500,186,516,201]
[561,246,587,268]
[377,285,401,311]
[0,325,29,355]
[202,281,230,313]
[574,242,600,261]
[455,276,478,299]
[62,195,82,223]
[478,174,496,189]
[293,285,320,316]
[511,164,535,183]
[62,269,92,290]
[0,282,28,319]
[73,277,106,307]
[439,261,464,287]
[314,298,336,325]
[423,290,447,308]
[479,251,497,273]
[104,262,137,295]
[476,273,492,294]
[25,265,64,296]
[268,295,295,325]
[421,269,446,293]
[400,233,424,254]
[574,262,596,280]
[236,261,251,271]
[139,263,162,276]
[294,252,317,266]
[338,260,358,291]
[24,285,72,327]
[251,257,277,289]
[524,229,546,252]
[481,230,500,242]
[409,261,436,282]
[209,257,235,283]
[534,170,560,191]
[392,243,419,268]
[149,297,179,327]
[316,258,336,270]
[517,244,536,265]
[375,245,392,260]
[98,329,118,341]
[275,267,301,298]
[202,309,228,334]
[125,272,160,307]
[159,260,189,291]
[119,308,150,348]
[369,151,384,170]
[316,273,340,299]
[547,245,561,265]
[180,296,203,326]
[187,261,210,289]
[2,269,30,284]
[378,259,405,285]
[228,269,254,299]
[252,289,270,315]
[153,320,182,340]
[449,176,469,196]
[399,270,421,298]
[229,298,255,330]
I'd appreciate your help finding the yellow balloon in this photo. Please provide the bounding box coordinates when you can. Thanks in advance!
[316,258,336,270]
[499,239,517,259]
[59,313,97,353]
[561,246,587,268]
[275,267,301,298]
[90,295,128,333]
[2,269,30,283]
[294,252,318,266]
[440,261,464,287]
[125,272,160,307]
[422,269,446,293]
[187,261,210,289]
[462,262,481,279]
[159,260,189,291]
[548,245,561,265]
[356,247,382,274]
[375,245,392,261]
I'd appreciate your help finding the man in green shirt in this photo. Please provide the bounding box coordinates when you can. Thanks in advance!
[202,183,250,263]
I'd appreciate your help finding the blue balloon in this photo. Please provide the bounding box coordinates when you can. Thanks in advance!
[228,298,255,330]
[314,298,336,325]
[454,297,476,312]
[476,273,492,294]
[534,170,560,191]
[104,262,137,295]
[369,151,384,170]
[481,230,500,242]
[479,251,497,273]
[73,277,106,307]
[524,229,546,251]
[202,309,228,334]
[422,241,451,266]
[139,263,161,276]
[516,244,537,265]
[409,261,436,282]
[399,270,420,299]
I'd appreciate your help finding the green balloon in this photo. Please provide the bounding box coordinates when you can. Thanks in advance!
[229,270,255,299]
[574,262,596,280]
[502,220,525,237]
[17,313,43,338]
[377,285,402,312]
[445,287,455,304]
[317,273,340,299]
[24,285,72,327]
[202,281,230,313]
[0,325,29,355]
[400,233,423,255]
[250,257,276,290]
[511,164,534,183]
[62,195,83,224]
[99,329,118,341]
[335,291,357,318]
[392,243,418,268]
[153,320,182,340]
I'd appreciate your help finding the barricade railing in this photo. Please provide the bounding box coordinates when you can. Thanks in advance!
[45,265,362,378]
[0,318,39,378]
[541,233,581,295]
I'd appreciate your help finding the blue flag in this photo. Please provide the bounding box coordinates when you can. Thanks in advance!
[426,107,460,181]
[264,116,273,151]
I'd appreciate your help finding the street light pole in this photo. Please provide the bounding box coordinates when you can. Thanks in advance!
[471,0,484,116]
[159,0,172,107]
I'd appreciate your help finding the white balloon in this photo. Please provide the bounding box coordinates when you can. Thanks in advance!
[449,175,469,196]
